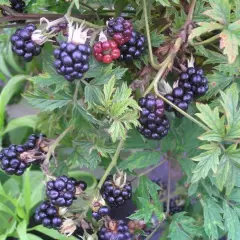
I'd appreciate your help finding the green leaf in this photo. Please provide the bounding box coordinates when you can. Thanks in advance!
[228,188,240,204]
[3,115,37,135]
[17,220,28,240]
[0,75,27,132]
[223,201,240,240]
[192,144,221,183]
[220,84,240,140]
[155,0,179,7]
[27,234,42,240]
[119,151,161,172]
[201,197,224,239]
[196,103,225,141]
[150,30,165,47]
[168,212,202,240]
[23,170,31,217]
[203,0,231,24]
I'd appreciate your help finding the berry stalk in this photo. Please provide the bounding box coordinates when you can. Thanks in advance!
[97,137,125,190]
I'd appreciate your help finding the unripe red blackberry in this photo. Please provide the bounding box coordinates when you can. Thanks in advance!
[137,94,170,140]
[101,172,132,208]
[46,175,87,207]
[53,23,91,82]
[11,24,43,62]
[98,219,131,240]
[119,31,145,61]
[107,17,133,45]
[34,200,63,229]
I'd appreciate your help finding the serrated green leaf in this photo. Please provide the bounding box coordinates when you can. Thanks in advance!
[192,144,221,183]
[119,151,161,172]
[168,212,202,240]
[202,197,224,239]
[155,0,179,7]
[150,30,165,47]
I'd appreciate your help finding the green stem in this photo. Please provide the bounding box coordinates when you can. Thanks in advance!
[66,1,75,17]
[192,34,220,46]
[79,1,100,21]
[142,0,162,70]
[97,137,125,189]
[69,16,104,29]
[43,125,74,165]
[73,80,81,102]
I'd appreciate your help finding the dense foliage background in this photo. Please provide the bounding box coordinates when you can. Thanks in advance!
[0,0,240,239]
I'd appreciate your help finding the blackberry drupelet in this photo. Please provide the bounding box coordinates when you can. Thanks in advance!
[119,31,145,61]
[34,200,62,229]
[11,24,42,62]
[178,67,208,97]
[101,174,132,208]
[98,220,131,240]
[107,17,133,45]
[53,41,91,82]
[163,196,185,215]
[92,206,110,221]
[46,175,87,207]
[137,94,170,140]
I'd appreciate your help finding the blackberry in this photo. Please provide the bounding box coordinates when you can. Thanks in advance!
[2,0,25,18]
[46,175,87,207]
[163,196,185,216]
[92,206,110,221]
[107,17,133,45]
[101,173,132,208]
[119,31,145,61]
[11,24,42,62]
[178,67,208,97]
[34,200,62,229]
[53,42,91,82]
[98,220,131,240]
[137,94,169,140]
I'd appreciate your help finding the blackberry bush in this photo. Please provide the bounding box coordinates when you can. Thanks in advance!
[46,175,87,207]
[98,219,131,240]
[119,31,146,61]
[101,173,132,208]
[34,200,63,229]
[137,94,170,140]
[107,17,133,45]
[11,24,43,62]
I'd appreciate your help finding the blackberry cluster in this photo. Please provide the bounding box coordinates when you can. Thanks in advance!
[46,175,87,207]
[107,17,133,45]
[163,196,185,216]
[34,200,62,229]
[92,206,110,221]
[179,67,208,97]
[53,42,91,82]
[137,94,170,140]
[98,220,131,240]
[0,134,45,176]
[11,24,42,62]
[119,31,145,61]
[2,0,25,15]
[101,175,132,208]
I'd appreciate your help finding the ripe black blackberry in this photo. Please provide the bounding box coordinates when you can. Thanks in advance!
[98,220,131,240]
[92,206,110,221]
[178,67,208,97]
[46,175,87,207]
[153,178,167,197]
[53,23,91,82]
[11,24,42,62]
[34,200,63,229]
[137,94,170,140]
[101,173,132,208]
[163,196,185,216]
[0,133,46,176]
[107,17,133,45]
[119,31,145,61]
[2,0,25,18]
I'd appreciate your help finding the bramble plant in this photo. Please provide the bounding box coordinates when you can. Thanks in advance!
[0,0,240,239]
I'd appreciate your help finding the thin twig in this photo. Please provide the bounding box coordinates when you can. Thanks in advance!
[79,2,100,21]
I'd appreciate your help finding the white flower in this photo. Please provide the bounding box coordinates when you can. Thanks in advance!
[59,218,77,237]
[31,30,48,45]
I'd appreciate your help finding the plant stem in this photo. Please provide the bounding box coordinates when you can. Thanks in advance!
[79,1,100,21]
[73,80,81,102]
[69,16,104,29]
[142,0,162,70]
[145,220,164,240]
[192,34,220,46]
[97,137,125,189]
[43,125,74,165]
[166,163,171,214]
